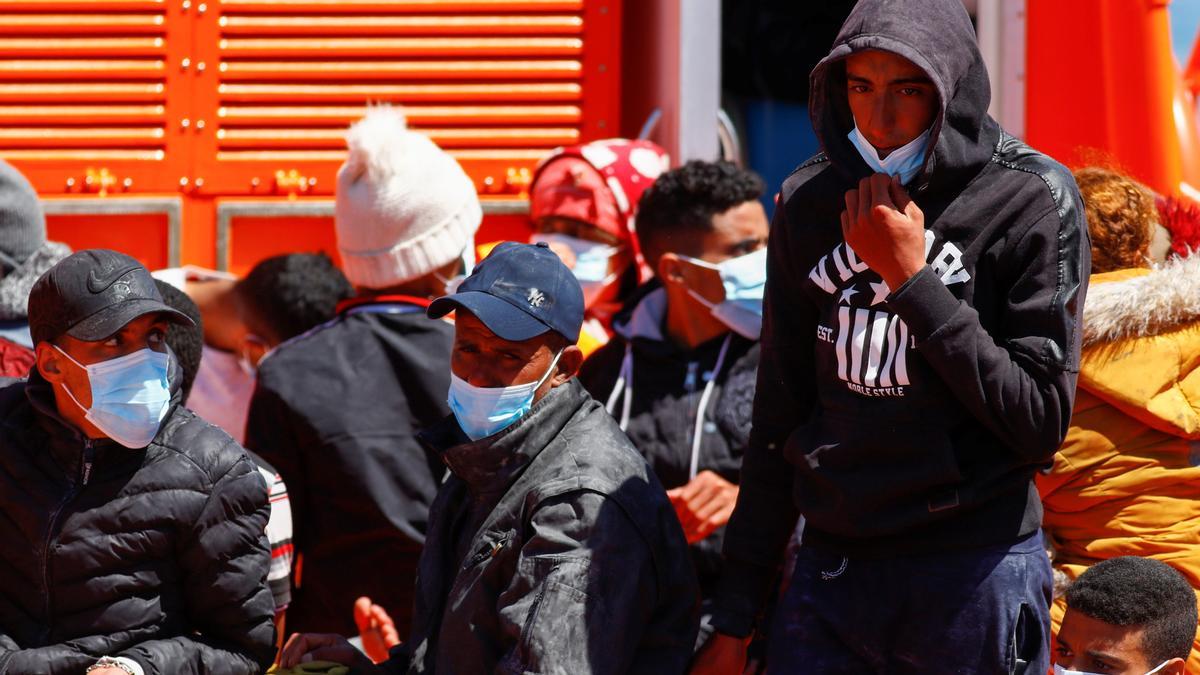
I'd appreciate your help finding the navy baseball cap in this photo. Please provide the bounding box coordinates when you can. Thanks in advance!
[428,241,584,343]
[28,249,194,345]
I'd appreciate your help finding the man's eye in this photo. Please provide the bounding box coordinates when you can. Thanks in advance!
[900,87,921,96]
[850,85,869,94]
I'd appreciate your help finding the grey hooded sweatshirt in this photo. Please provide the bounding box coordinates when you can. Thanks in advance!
[712,0,1090,637]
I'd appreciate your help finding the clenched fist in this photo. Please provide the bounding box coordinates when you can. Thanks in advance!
[840,173,927,291]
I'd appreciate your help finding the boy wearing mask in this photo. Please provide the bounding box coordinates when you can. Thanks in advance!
[579,160,768,645]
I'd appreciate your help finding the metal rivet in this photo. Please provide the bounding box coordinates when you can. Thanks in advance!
[65,177,76,189]
[182,0,191,9]
[197,2,207,13]
[122,178,133,189]
[195,119,205,130]
[180,57,190,70]
[196,61,206,72]
[250,177,260,188]
[180,118,190,128]
[179,177,189,187]
[307,177,317,186]
[193,178,204,188]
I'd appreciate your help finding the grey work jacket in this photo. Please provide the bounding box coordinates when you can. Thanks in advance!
[388,379,699,675]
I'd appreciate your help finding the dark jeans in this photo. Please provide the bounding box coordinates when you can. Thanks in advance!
[767,531,1052,674]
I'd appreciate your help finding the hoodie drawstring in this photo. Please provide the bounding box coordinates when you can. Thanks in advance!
[605,343,634,431]
[607,334,733,481]
[689,334,732,480]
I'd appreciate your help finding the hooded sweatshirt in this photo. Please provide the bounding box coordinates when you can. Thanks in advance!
[712,0,1090,637]
[1037,257,1200,671]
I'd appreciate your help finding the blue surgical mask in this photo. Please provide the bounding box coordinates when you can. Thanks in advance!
[847,125,932,185]
[532,233,620,306]
[682,248,768,340]
[1054,661,1169,675]
[55,346,172,449]
[447,349,564,441]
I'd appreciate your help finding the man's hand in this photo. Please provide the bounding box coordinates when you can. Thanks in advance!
[841,173,927,290]
[278,632,381,672]
[691,633,751,674]
[666,470,739,544]
[354,596,401,664]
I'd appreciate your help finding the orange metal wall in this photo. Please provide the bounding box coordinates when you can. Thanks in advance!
[0,0,618,272]
[1025,0,1185,196]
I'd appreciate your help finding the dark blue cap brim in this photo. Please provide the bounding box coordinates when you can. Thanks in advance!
[428,291,552,342]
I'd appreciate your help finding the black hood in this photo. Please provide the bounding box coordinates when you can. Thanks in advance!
[809,0,1000,193]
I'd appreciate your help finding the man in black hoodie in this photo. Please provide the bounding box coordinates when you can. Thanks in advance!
[694,0,1090,673]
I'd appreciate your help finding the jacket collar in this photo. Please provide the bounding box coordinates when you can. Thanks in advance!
[421,379,588,497]
[1082,254,1200,347]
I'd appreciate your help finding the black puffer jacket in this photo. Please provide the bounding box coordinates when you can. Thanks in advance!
[0,370,276,674]
[245,297,451,638]
[387,380,699,675]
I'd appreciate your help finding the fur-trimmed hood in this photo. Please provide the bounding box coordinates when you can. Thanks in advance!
[1083,254,1200,347]
[1078,254,1200,438]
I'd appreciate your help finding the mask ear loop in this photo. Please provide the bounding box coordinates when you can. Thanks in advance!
[689,333,732,480]
[50,345,92,415]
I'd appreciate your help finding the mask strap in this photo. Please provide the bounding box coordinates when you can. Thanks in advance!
[1145,661,1171,675]
[534,348,565,391]
[50,345,91,414]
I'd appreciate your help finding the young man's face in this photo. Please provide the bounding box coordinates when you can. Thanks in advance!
[845,49,939,158]
[662,199,769,306]
[1056,610,1180,674]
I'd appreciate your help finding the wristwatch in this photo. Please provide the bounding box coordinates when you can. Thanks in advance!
[86,657,138,674]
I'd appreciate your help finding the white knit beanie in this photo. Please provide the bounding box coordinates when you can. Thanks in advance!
[335,106,482,289]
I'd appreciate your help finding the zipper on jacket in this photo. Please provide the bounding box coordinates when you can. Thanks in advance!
[38,438,92,643]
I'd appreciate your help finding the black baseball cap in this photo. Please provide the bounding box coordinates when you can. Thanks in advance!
[428,241,584,343]
[28,249,194,345]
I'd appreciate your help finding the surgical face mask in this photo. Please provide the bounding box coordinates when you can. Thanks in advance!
[532,232,621,307]
[847,125,932,185]
[682,248,768,340]
[1053,661,1170,675]
[447,349,563,441]
[54,346,172,449]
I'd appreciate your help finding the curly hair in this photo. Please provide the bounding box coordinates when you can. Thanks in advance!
[1074,167,1157,273]
[153,279,203,402]
[1066,556,1198,665]
[636,160,765,261]
[236,253,354,343]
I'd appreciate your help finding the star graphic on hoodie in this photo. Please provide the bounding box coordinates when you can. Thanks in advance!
[869,280,891,306]
[839,285,858,305]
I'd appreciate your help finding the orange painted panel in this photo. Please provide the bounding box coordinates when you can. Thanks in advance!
[1026,0,1182,194]
[46,212,171,270]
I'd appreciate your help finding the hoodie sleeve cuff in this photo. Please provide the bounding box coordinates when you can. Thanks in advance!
[885,265,962,341]
[708,559,778,638]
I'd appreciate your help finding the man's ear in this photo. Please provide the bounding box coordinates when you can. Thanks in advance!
[657,252,686,286]
[552,345,584,386]
[1165,658,1187,675]
[240,334,271,368]
[35,342,65,383]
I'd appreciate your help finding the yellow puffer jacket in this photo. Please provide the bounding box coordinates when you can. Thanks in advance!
[1038,256,1200,671]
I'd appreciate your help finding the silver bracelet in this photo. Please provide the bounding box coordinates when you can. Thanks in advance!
[86,657,137,674]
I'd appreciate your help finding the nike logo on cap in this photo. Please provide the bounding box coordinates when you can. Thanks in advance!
[87,264,140,294]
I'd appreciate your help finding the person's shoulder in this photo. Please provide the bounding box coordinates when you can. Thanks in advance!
[155,406,257,486]
[555,398,662,493]
[989,131,1081,218]
[780,151,840,201]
